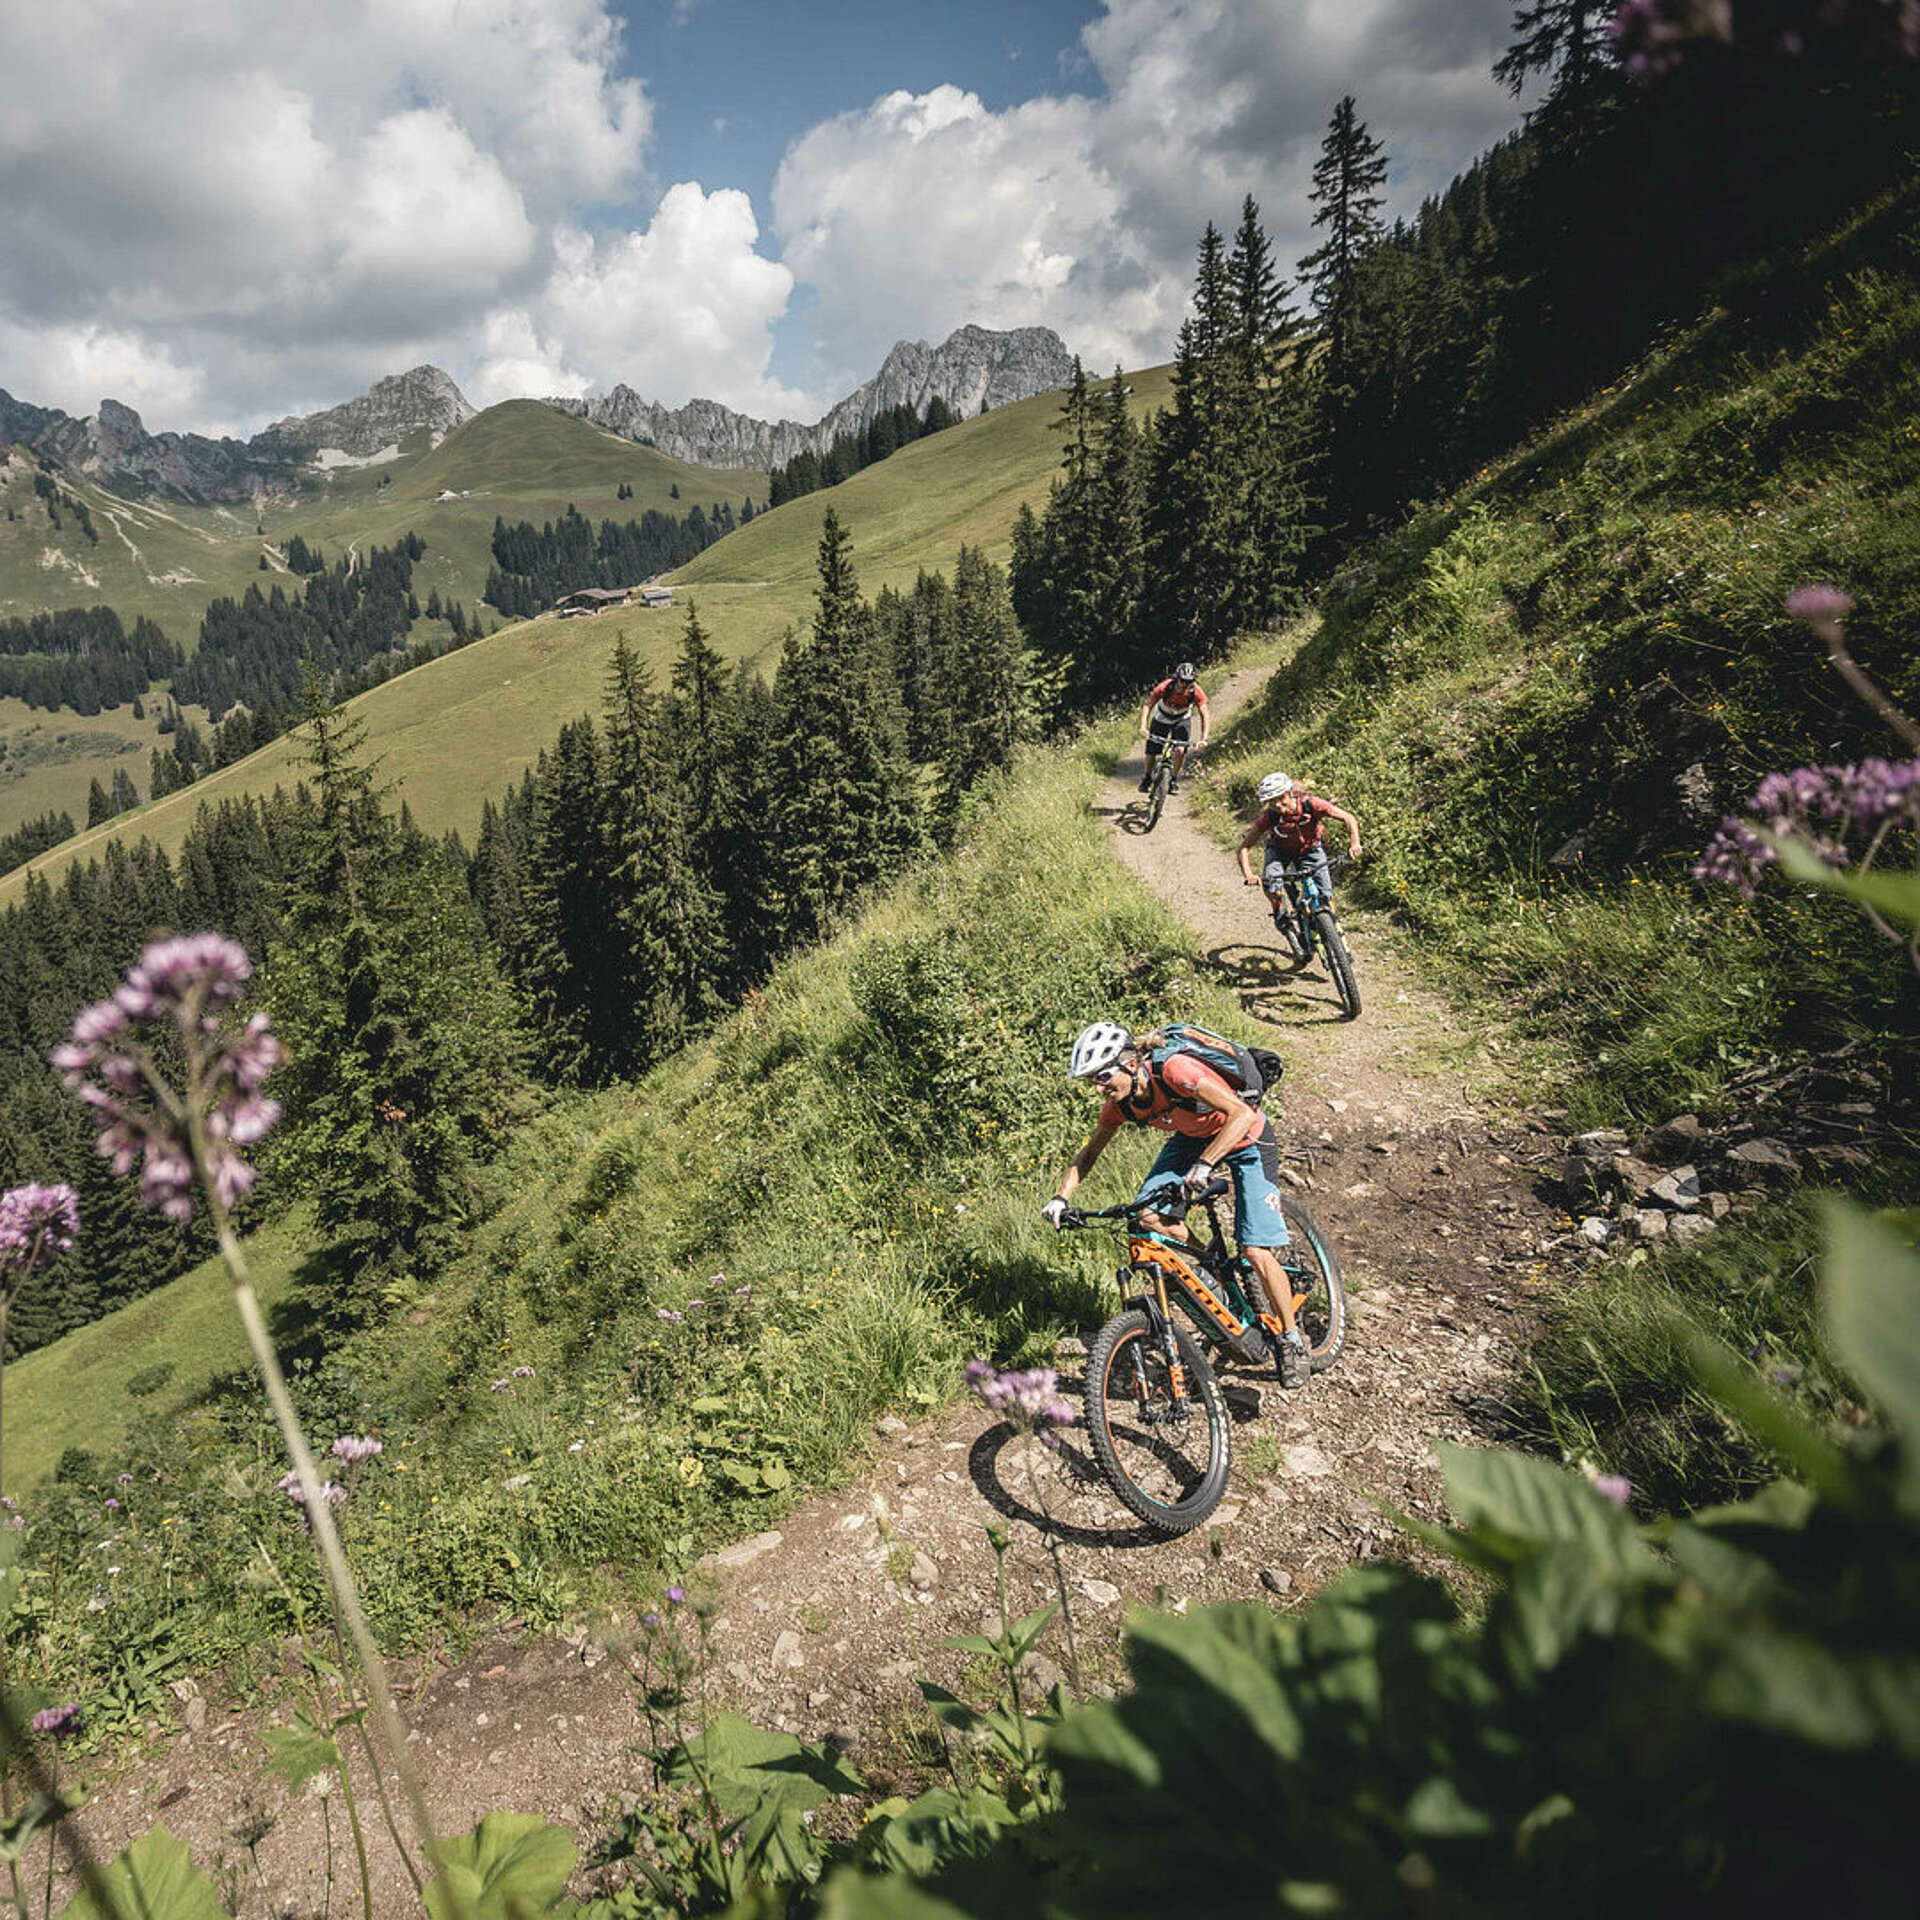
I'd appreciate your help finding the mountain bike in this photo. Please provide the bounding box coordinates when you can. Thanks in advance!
[1140,735,1198,832]
[1055,1176,1346,1534]
[1267,852,1361,1020]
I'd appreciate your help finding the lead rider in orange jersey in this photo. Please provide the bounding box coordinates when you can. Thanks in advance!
[1042,1021,1312,1389]
[1138,662,1209,794]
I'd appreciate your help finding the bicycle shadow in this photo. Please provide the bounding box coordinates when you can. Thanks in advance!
[1201,940,1347,1027]
[964,1367,1267,1552]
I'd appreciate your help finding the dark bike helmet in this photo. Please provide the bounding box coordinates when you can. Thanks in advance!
[1174,661,1197,682]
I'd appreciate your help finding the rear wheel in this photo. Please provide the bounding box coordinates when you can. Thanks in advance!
[1313,910,1361,1019]
[1273,1197,1347,1373]
[1084,1309,1231,1533]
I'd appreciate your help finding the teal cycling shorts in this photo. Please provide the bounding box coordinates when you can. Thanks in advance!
[1133,1129,1290,1248]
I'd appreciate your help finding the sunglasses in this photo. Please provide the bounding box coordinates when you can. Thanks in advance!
[1092,1061,1134,1089]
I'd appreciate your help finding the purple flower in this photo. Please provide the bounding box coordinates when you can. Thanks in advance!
[116,1473,133,1485]
[330,1435,383,1465]
[30,1701,81,1738]
[1785,583,1856,625]
[277,1471,347,1532]
[0,1183,80,1285]
[53,936,281,1225]
[966,1359,1078,1447]
[511,1365,535,1379]
[104,1498,120,1512]
[686,1300,705,1310]
[641,1611,661,1627]
[666,1586,686,1605]
[1592,1473,1633,1508]
[490,1379,511,1393]
[656,1309,683,1324]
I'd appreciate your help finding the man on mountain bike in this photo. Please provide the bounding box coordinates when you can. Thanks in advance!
[1238,772,1363,927]
[1138,662,1209,795]
[1041,1021,1312,1389]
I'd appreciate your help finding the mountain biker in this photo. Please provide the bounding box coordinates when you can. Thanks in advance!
[1138,663,1209,795]
[1041,1021,1312,1389]
[1238,772,1363,930]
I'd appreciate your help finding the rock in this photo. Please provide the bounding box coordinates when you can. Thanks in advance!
[1704,1192,1734,1221]
[1053,1335,1088,1359]
[1647,1166,1703,1211]
[1626,1208,1669,1244]
[1258,1567,1293,1596]
[1610,1156,1667,1204]
[500,1474,532,1491]
[1022,1652,1069,1695]
[1669,1214,1717,1245]
[703,1529,784,1571]
[875,1415,908,1435]
[1284,1442,1335,1478]
[908,1552,939,1592]
[1723,1138,1801,1186]
[770,1631,805,1673]
[1807,1144,1874,1179]
[1570,1128,1630,1157]
[1576,1216,1614,1248]
[1559,1154,1611,1203]
[1077,1577,1121,1607]
[1642,1113,1704,1162]
[184,1696,207,1732]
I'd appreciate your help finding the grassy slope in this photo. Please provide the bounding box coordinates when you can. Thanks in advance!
[1194,182,1920,1126]
[9,729,1252,1697]
[0,367,1161,897]
[0,404,763,842]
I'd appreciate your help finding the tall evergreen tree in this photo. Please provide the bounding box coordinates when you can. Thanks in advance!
[1299,99,1390,393]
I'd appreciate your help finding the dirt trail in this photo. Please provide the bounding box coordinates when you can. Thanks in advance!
[61,671,1568,1912]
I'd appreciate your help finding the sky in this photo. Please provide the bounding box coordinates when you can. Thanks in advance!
[0,1,1532,439]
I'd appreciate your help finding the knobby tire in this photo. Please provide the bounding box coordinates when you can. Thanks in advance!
[1145,757,1172,831]
[1276,1195,1348,1373]
[1313,909,1361,1019]
[1084,1309,1231,1533]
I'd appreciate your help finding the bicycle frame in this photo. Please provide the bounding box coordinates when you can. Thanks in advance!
[1120,1196,1300,1358]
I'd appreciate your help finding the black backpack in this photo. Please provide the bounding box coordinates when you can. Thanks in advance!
[1138,1022,1285,1108]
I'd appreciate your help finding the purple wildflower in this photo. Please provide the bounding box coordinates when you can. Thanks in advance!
[490,1379,511,1393]
[330,1435,383,1465]
[641,1611,661,1627]
[117,1473,133,1485]
[30,1701,81,1738]
[966,1359,1078,1448]
[666,1586,685,1605]
[1592,1473,1633,1508]
[656,1309,683,1324]
[0,1183,80,1286]
[1785,583,1856,625]
[277,1471,347,1532]
[52,936,281,1224]
[511,1365,535,1379]
[686,1300,705,1311]
[104,1498,120,1512]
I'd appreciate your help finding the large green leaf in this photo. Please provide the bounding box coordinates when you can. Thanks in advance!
[263,1716,341,1791]
[1773,839,1920,928]
[1689,1622,1920,1760]
[58,1825,226,1920]
[423,1811,578,1920]
[1820,1198,1920,1498]
[819,1873,974,1920]
[1437,1443,1651,1573]
[859,1785,1018,1877]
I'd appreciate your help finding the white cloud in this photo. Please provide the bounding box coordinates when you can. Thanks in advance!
[772,0,1525,378]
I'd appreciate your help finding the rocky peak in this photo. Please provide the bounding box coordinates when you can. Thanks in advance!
[257,365,475,459]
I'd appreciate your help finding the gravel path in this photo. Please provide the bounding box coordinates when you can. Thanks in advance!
[56,671,1571,1912]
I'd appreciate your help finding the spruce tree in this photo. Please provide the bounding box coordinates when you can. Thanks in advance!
[1300,100,1389,394]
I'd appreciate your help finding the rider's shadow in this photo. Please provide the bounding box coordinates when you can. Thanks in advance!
[1203,940,1345,1026]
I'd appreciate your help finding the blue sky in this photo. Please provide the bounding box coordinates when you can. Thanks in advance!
[0,1,1530,434]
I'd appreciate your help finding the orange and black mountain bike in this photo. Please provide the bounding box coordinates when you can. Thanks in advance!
[1057,1175,1346,1534]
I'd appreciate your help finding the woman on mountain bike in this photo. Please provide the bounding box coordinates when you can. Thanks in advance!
[1138,663,1209,794]
[1238,772,1363,928]
[1041,1021,1312,1389]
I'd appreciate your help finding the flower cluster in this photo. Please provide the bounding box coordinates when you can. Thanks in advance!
[51,934,282,1223]
[330,1434,383,1465]
[966,1358,1078,1446]
[30,1700,82,1738]
[0,1182,79,1289]
[1696,756,1920,897]
[277,1470,348,1532]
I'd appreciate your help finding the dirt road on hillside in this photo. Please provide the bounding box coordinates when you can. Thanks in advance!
[57,670,1573,1913]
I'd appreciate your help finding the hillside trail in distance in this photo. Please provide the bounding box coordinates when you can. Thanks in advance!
[57,666,1574,1914]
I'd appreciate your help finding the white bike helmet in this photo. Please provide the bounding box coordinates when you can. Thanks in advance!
[1068,1021,1132,1079]
[1257,772,1295,805]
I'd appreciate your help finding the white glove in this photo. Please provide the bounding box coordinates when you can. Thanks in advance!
[1041,1197,1068,1229]
[1183,1163,1216,1194]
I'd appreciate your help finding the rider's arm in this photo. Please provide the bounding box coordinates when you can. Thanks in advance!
[1237,813,1269,885]
[1321,799,1363,859]
[1055,1110,1122,1203]
[1164,1056,1261,1163]
[1193,686,1210,745]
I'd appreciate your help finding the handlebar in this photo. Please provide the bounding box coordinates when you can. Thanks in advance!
[1270,850,1352,878]
[1057,1174,1231,1231]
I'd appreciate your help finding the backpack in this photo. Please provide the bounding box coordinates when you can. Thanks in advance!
[1139,1022,1285,1107]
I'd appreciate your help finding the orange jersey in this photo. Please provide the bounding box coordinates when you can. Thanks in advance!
[1100,1049,1266,1143]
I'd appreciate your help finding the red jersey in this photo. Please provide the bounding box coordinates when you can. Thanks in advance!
[1148,678,1208,718]
[1255,795,1334,858]
[1099,1049,1267,1143]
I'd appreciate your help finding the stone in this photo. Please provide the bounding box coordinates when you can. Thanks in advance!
[770,1631,805,1673]
[1648,1166,1702,1211]
[704,1529,784,1571]
[1077,1577,1121,1607]
[909,1552,939,1592]
[1559,1154,1611,1203]
[1642,1113,1704,1162]
[1807,1144,1874,1179]
[1704,1192,1734,1221]
[1626,1208,1669,1244]
[1668,1214,1717,1245]
[184,1696,207,1732]
[1258,1567,1294,1596]
[1284,1442,1335,1478]
[1723,1138,1801,1186]
[1022,1652,1069,1695]
[501,1474,531,1491]
[1570,1128,1630,1157]
[874,1415,908,1435]
[1054,1334,1088,1359]
[1610,1155,1666,1204]
[1576,1216,1614,1248]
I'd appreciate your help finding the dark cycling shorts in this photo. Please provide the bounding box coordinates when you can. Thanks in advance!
[1147,714,1192,753]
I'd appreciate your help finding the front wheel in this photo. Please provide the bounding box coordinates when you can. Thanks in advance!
[1144,756,1172,831]
[1313,910,1361,1019]
[1274,1197,1348,1374]
[1084,1310,1231,1534]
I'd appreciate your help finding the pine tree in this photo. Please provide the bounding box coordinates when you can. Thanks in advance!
[933,546,1030,834]
[1495,1,1615,108]
[1299,100,1390,395]
[86,778,111,828]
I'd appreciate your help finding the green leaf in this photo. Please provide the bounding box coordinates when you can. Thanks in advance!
[1820,1198,1920,1494]
[1688,1622,1920,1760]
[1437,1443,1651,1574]
[1005,1602,1059,1662]
[761,1459,792,1491]
[689,1395,729,1415]
[0,1794,67,1866]
[263,1717,340,1791]
[1686,1334,1856,1505]
[423,1811,578,1920]
[858,1785,1018,1876]
[57,1825,227,1920]
[819,1872,974,1920]
[1404,1775,1494,1838]
[1773,839,1920,927]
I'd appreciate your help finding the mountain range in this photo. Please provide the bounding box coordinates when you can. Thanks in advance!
[0,326,1074,508]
